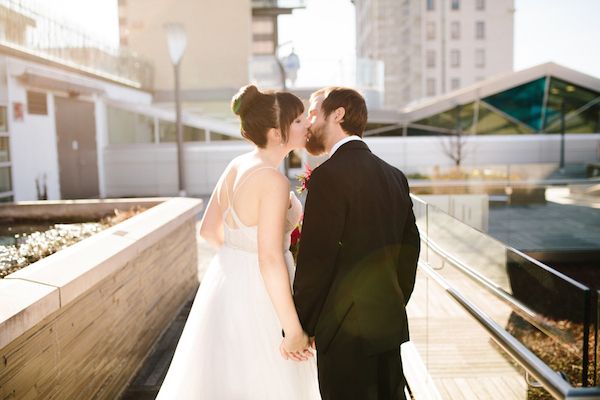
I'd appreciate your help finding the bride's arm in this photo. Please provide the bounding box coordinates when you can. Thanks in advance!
[199,171,226,248]
[257,171,309,357]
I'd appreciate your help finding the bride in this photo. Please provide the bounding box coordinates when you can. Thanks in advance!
[157,85,321,399]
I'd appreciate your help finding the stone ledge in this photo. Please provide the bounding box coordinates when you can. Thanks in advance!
[1,197,203,351]
[0,279,60,349]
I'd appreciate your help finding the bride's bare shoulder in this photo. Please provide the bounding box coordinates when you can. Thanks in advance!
[222,152,253,176]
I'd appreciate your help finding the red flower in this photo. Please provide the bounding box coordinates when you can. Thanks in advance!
[296,164,313,194]
[290,226,301,246]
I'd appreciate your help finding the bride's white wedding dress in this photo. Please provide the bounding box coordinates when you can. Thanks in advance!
[157,172,320,399]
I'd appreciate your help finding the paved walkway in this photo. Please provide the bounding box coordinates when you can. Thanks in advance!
[120,226,215,399]
[489,202,600,252]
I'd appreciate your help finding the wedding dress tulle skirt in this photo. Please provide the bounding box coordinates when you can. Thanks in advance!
[157,245,321,399]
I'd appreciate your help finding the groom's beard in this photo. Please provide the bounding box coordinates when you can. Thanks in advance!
[305,128,326,156]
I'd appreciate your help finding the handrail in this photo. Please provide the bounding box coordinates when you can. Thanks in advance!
[420,261,600,399]
[424,234,585,350]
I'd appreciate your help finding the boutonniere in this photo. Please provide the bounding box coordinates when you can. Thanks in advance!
[290,164,313,261]
[296,164,313,194]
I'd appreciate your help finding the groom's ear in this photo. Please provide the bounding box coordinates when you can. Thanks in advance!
[333,107,345,124]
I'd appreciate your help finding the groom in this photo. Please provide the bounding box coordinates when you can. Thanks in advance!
[293,87,420,399]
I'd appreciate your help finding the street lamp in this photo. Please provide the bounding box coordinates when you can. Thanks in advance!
[560,99,566,172]
[164,23,187,196]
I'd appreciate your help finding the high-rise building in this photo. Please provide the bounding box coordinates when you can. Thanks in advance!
[118,0,305,101]
[354,0,514,109]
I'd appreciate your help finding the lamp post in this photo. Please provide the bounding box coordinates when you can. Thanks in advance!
[560,99,566,172]
[275,42,298,177]
[164,23,187,196]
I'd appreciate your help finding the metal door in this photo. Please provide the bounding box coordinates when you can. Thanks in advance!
[55,96,99,199]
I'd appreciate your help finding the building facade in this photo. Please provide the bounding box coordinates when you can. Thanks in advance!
[354,0,514,109]
[118,0,305,101]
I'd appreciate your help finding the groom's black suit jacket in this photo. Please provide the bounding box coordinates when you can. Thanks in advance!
[293,140,420,355]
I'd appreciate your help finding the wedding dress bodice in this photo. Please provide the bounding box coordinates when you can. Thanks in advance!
[223,191,302,253]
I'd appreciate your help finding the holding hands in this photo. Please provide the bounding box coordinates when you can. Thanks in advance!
[280,330,315,362]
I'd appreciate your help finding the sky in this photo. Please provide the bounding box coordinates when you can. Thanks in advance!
[46,0,600,83]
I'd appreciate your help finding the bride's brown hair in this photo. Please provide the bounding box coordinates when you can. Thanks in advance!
[231,85,304,148]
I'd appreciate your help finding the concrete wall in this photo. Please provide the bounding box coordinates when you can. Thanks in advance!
[104,142,252,197]
[102,134,600,197]
[365,134,600,175]
[0,198,202,399]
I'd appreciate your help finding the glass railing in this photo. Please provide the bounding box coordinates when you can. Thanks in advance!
[410,194,600,398]
[0,0,153,88]
[408,163,597,189]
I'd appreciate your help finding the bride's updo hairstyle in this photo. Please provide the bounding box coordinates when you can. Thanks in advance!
[231,85,304,148]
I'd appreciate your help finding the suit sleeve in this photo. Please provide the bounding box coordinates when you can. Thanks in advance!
[398,173,420,304]
[293,167,346,337]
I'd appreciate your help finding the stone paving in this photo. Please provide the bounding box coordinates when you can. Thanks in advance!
[489,202,600,252]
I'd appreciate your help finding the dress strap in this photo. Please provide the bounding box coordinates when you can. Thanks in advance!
[231,166,278,203]
[224,170,233,207]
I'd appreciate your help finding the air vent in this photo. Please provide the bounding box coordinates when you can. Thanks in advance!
[27,91,48,115]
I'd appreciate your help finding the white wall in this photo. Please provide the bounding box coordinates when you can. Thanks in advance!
[3,56,153,201]
[103,142,252,197]
[364,134,600,174]
[6,61,61,201]
[103,134,600,197]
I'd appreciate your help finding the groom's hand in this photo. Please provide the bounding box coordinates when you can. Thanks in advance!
[279,340,314,362]
[279,331,314,362]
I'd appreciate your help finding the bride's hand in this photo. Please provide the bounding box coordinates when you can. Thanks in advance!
[280,331,313,361]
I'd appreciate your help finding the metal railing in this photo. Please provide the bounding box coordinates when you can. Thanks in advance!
[421,261,600,399]
[0,0,153,88]
[412,194,600,398]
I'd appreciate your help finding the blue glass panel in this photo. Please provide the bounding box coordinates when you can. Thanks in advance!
[544,78,600,133]
[483,77,546,131]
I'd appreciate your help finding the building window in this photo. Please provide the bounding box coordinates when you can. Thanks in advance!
[426,79,436,96]
[426,21,435,40]
[450,50,460,67]
[450,21,460,39]
[451,78,461,90]
[107,106,154,144]
[0,166,12,193]
[451,0,460,10]
[476,21,485,39]
[159,121,206,143]
[427,0,435,11]
[426,50,436,68]
[475,49,486,68]
[210,132,237,141]
[0,137,9,163]
[26,91,47,115]
[476,0,485,10]
[0,106,7,132]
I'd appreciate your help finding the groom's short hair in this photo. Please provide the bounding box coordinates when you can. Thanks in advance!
[312,87,368,137]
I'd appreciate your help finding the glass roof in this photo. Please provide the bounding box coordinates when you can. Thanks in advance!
[405,75,600,136]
